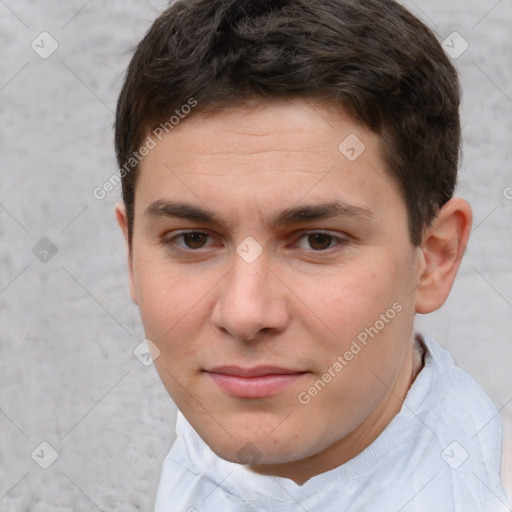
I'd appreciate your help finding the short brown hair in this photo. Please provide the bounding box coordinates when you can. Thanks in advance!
[115,0,461,246]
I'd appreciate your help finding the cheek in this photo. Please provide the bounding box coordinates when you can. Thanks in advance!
[307,266,397,338]
[135,262,208,399]
[301,252,415,375]
[133,254,202,343]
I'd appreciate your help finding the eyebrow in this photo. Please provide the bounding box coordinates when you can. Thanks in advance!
[145,199,373,227]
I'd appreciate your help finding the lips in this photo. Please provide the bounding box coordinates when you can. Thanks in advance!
[207,365,306,377]
[205,365,309,398]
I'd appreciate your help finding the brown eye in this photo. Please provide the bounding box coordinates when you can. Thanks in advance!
[308,233,333,250]
[183,232,208,249]
[293,231,349,254]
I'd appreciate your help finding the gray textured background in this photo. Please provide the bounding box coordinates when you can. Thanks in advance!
[0,1,511,510]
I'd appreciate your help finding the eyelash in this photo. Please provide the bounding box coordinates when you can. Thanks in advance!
[163,230,350,255]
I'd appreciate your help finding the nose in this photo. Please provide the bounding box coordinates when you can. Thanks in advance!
[211,256,290,341]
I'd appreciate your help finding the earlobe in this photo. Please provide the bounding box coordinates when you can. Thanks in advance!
[414,198,472,314]
[115,202,139,305]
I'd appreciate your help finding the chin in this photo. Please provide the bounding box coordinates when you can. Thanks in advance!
[179,400,322,464]
[202,428,313,467]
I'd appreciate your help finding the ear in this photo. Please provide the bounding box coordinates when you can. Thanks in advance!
[415,197,472,314]
[115,202,138,305]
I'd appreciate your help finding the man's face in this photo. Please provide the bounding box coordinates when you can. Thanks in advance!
[121,100,423,482]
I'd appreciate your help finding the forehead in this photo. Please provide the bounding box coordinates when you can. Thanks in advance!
[134,100,405,224]
[148,100,372,162]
